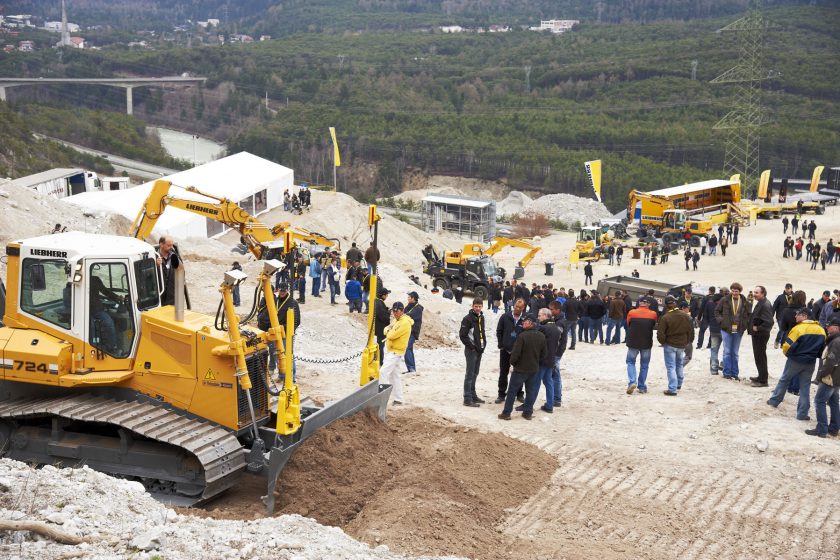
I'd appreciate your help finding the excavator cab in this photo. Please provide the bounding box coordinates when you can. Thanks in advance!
[662,210,687,232]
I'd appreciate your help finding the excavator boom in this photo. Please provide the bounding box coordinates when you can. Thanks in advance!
[130,180,339,259]
[485,236,542,267]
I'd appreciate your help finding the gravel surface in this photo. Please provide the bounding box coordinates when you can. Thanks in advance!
[0,459,463,560]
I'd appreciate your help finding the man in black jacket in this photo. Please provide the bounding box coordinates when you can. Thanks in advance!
[460,298,487,407]
[495,298,526,403]
[772,283,794,348]
[539,306,566,412]
[696,287,716,349]
[156,236,182,306]
[498,314,546,420]
[584,262,593,285]
[404,291,423,374]
[586,293,606,344]
[374,288,391,365]
[563,290,580,350]
[749,285,774,387]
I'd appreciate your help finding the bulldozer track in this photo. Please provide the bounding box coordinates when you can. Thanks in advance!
[0,394,246,505]
[503,437,840,559]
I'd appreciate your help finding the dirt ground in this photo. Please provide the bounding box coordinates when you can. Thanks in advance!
[186,408,569,560]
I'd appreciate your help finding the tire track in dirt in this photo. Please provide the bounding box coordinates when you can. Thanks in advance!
[501,438,840,559]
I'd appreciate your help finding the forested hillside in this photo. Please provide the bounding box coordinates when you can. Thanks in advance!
[0,103,113,178]
[1,3,837,210]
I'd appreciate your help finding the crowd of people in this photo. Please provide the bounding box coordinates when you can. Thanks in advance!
[781,215,836,270]
[452,280,840,439]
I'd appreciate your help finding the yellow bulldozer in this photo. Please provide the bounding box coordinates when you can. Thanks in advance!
[0,192,388,513]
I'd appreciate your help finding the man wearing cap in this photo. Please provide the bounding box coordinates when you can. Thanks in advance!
[258,282,301,377]
[806,317,840,437]
[767,307,826,420]
[379,301,414,405]
[657,296,695,395]
[403,292,424,374]
[374,288,391,365]
[625,296,657,394]
[714,282,751,380]
[748,285,774,387]
[460,298,487,407]
[499,313,546,420]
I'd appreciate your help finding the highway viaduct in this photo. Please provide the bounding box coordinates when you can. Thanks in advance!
[0,76,206,115]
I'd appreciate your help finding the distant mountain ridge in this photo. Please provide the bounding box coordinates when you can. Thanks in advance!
[6,0,816,35]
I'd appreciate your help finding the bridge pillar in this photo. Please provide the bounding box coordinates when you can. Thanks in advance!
[0,87,6,102]
[126,86,133,115]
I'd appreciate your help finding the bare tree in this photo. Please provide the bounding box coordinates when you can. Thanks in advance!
[513,211,550,238]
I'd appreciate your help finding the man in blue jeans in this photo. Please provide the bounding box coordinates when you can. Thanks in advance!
[605,290,626,345]
[657,297,694,395]
[498,314,546,420]
[548,301,568,406]
[536,308,561,412]
[714,282,751,380]
[625,297,657,394]
[768,308,826,420]
[403,292,423,374]
[806,318,840,437]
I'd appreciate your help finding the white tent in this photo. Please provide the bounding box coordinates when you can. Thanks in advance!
[66,152,294,239]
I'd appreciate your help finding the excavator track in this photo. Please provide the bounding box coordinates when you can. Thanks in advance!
[0,394,246,506]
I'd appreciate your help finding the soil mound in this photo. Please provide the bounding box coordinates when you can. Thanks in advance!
[190,407,557,559]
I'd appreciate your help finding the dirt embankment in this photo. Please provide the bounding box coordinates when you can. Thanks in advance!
[188,407,558,560]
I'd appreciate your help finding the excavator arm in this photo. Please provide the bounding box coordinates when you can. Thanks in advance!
[130,179,339,259]
[485,236,542,267]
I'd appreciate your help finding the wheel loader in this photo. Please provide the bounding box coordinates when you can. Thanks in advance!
[0,228,389,513]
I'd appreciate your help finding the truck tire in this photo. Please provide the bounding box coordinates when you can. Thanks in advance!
[689,236,701,247]
[816,205,826,215]
[662,232,674,244]
[432,278,450,290]
[473,285,489,301]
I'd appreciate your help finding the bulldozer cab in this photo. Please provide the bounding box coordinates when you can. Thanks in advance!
[663,210,687,232]
[577,227,600,243]
[7,233,162,366]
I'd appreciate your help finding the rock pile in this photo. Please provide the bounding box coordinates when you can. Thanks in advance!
[0,459,461,560]
[496,191,533,216]
[519,193,611,226]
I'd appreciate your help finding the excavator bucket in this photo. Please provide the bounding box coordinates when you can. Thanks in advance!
[421,244,440,265]
[262,380,392,514]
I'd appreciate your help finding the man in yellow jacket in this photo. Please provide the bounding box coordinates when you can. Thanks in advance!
[380,301,414,404]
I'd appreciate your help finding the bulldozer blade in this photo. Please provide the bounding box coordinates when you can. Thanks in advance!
[263,380,392,514]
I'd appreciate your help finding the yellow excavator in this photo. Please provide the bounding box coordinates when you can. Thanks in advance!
[473,236,542,278]
[130,179,341,260]
[422,236,542,294]
[0,201,387,513]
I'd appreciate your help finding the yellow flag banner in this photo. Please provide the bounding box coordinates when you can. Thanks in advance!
[809,165,824,192]
[757,169,770,199]
[329,127,341,167]
[584,160,602,202]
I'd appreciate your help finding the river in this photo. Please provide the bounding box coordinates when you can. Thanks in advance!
[150,127,226,165]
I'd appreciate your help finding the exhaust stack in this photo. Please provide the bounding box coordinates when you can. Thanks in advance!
[174,264,185,322]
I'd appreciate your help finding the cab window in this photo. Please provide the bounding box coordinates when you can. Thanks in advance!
[89,262,135,358]
[20,258,71,330]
